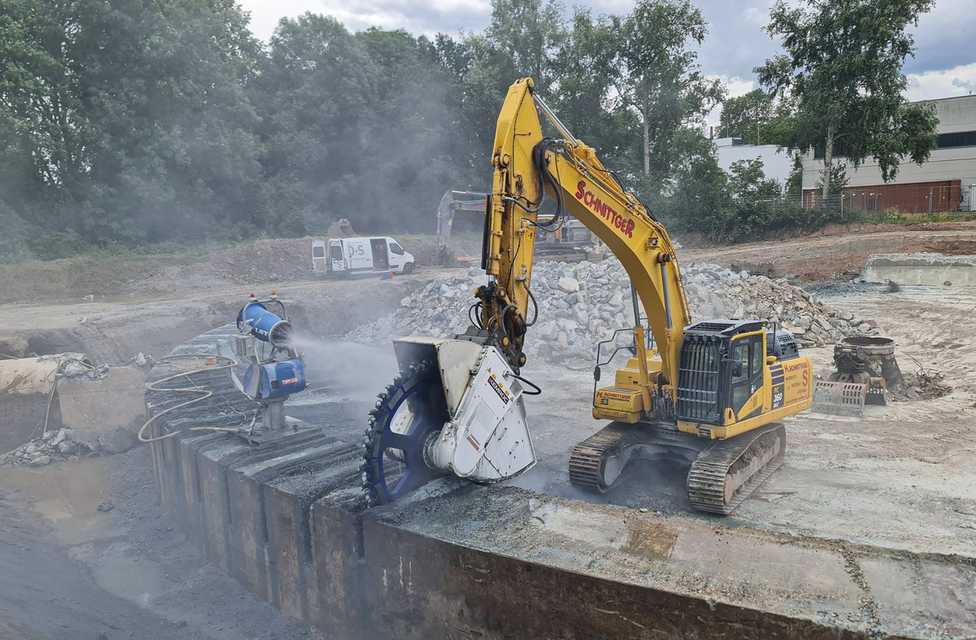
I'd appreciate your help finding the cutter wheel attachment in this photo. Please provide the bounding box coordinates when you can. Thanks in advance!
[361,362,448,507]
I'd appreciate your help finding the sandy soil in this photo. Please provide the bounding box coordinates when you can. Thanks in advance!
[0,269,458,364]
[683,222,976,281]
[2,223,975,306]
[511,280,976,558]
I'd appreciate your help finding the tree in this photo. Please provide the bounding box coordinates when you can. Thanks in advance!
[718,89,797,146]
[549,10,633,166]
[617,0,723,188]
[757,0,938,201]
[0,0,266,245]
[485,0,565,89]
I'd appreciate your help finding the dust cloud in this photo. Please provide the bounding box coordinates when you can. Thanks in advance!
[286,331,397,401]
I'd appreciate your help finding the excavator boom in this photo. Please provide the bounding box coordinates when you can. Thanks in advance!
[480,79,689,397]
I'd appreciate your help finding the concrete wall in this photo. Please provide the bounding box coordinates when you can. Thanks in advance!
[715,138,794,185]
[143,327,976,640]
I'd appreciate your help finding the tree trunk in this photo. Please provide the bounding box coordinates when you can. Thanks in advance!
[821,122,835,204]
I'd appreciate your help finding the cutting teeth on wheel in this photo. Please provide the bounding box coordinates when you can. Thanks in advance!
[361,361,446,506]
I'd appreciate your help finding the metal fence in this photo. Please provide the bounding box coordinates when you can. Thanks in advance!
[803,183,970,215]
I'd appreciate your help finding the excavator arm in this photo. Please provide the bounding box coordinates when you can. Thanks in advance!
[478,77,690,408]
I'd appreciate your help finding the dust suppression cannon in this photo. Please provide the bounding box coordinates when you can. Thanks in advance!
[232,292,306,438]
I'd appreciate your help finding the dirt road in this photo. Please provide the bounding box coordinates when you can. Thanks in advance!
[683,221,976,280]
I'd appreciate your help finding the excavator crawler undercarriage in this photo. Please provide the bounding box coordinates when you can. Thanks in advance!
[569,421,786,514]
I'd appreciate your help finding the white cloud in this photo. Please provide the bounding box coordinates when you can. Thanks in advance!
[239,0,489,40]
[906,63,976,101]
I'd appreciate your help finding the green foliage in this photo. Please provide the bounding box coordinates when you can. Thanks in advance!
[757,0,939,197]
[718,89,797,147]
[3,0,931,259]
[0,0,266,245]
[616,0,723,186]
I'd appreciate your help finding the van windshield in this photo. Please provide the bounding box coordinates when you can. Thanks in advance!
[312,245,325,257]
[330,245,343,259]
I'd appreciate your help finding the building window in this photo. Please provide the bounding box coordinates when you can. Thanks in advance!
[936,131,976,149]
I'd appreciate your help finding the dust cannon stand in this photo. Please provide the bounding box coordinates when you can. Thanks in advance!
[232,292,307,441]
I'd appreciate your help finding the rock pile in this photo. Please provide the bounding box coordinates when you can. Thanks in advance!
[346,258,875,361]
[1,426,136,467]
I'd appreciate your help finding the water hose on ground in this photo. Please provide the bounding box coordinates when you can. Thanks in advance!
[138,354,245,444]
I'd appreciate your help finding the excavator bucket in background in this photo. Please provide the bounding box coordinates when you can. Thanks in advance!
[812,379,867,417]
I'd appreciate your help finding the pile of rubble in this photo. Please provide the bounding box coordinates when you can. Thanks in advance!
[893,368,953,401]
[347,259,875,361]
[0,426,136,467]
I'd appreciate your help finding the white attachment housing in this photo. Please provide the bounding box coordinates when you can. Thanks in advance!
[393,338,537,483]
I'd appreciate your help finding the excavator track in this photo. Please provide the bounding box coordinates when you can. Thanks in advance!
[568,423,633,491]
[569,422,703,493]
[687,423,786,515]
[569,421,786,515]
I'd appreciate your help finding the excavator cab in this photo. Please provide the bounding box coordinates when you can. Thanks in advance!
[675,321,811,439]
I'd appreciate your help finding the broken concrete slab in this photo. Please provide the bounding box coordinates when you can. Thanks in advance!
[57,365,145,438]
[863,252,976,286]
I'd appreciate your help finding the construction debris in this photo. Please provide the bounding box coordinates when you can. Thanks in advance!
[0,425,138,467]
[347,258,875,359]
[892,366,953,401]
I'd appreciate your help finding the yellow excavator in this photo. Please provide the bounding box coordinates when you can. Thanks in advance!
[362,78,813,514]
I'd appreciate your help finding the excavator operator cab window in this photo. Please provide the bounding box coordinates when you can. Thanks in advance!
[729,335,763,414]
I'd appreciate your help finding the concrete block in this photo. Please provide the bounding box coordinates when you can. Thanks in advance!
[224,431,340,602]
[196,436,255,571]
[263,444,361,622]
[361,486,874,640]
[178,432,226,554]
[308,487,366,638]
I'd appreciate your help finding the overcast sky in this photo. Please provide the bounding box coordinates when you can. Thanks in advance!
[239,0,976,103]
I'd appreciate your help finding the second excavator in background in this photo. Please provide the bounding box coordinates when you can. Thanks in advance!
[362,77,813,514]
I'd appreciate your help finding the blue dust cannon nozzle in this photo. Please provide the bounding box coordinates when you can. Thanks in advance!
[237,301,292,347]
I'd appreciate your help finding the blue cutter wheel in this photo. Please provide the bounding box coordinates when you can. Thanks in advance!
[361,362,448,506]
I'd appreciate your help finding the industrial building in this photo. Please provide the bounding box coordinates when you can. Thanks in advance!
[801,95,976,212]
[715,137,795,185]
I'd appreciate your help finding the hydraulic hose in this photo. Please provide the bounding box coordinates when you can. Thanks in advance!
[138,354,243,444]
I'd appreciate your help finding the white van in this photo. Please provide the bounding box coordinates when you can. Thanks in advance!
[312,237,415,276]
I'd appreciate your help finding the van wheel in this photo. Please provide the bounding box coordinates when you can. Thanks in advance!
[403,263,415,274]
